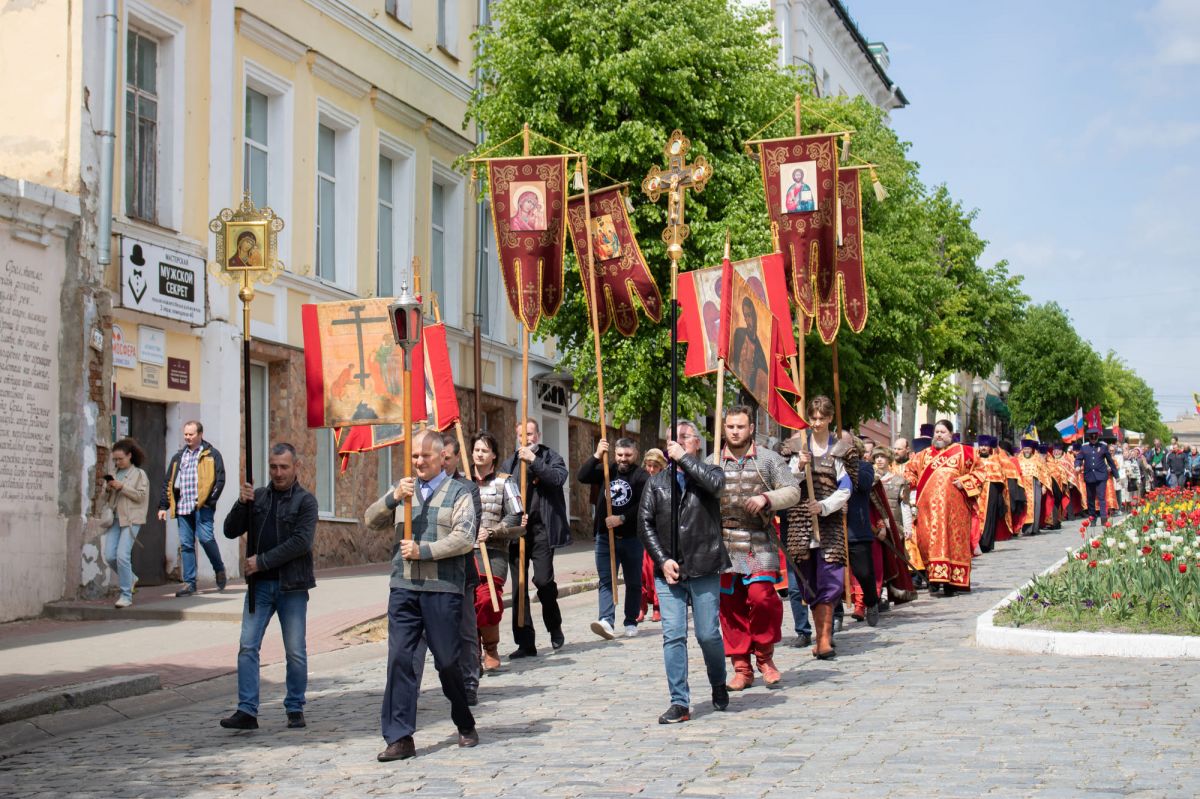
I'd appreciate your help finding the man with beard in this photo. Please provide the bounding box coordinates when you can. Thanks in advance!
[716,405,800,689]
[579,437,649,639]
[905,420,981,597]
[1016,439,1047,536]
[972,436,1011,554]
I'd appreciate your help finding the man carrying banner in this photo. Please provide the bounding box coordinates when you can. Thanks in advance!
[716,405,800,690]
[905,420,981,597]
[502,419,569,658]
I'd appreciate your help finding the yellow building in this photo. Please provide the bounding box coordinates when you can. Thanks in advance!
[0,0,578,620]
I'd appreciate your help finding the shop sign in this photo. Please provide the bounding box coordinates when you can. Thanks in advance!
[120,236,206,325]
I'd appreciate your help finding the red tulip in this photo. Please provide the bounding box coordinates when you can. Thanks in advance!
[1162,553,1175,563]
[1090,539,1101,549]
[1088,561,1098,569]
[1111,591,1122,599]
[1180,564,1188,574]
[1077,551,1089,560]
[1141,546,1153,555]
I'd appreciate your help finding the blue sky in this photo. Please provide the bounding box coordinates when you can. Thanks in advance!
[844,0,1200,421]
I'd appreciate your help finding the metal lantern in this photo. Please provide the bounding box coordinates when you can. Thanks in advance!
[971,376,984,395]
[389,281,423,355]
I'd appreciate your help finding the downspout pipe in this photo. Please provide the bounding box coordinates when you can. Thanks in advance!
[96,0,119,265]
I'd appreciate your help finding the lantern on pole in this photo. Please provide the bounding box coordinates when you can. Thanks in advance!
[388,278,423,541]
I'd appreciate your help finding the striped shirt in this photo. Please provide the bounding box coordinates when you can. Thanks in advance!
[175,445,201,515]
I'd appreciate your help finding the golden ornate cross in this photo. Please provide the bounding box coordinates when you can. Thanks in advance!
[641,130,712,272]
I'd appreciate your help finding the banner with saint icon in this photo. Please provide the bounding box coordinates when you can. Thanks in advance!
[486,156,569,330]
[814,166,869,344]
[565,185,662,336]
[755,133,842,317]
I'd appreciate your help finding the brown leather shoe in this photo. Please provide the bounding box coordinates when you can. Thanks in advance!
[458,728,479,748]
[726,654,755,691]
[377,736,415,761]
[755,646,782,685]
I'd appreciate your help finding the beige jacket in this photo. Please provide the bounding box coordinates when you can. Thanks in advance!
[106,467,150,526]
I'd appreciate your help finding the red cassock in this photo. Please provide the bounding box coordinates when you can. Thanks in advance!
[906,444,982,589]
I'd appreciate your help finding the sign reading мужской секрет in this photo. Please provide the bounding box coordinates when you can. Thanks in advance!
[120,236,205,326]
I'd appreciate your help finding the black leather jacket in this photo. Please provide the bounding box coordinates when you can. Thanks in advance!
[223,482,318,592]
[638,453,728,580]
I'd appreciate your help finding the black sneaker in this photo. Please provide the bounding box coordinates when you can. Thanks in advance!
[220,710,258,730]
[790,634,812,648]
[216,570,228,591]
[508,647,537,660]
[658,704,690,724]
[712,685,729,711]
[286,711,306,728]
[175,584,196,597]
[549,628,565,650]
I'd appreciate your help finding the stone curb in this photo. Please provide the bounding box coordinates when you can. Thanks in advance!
[0,674,161,726]
[974,553,1200,658]
[43,603,243,623]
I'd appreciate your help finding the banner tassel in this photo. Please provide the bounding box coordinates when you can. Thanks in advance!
[870,167,888,202]
[572,162,584,191]
[624,191,634,214]
[840,132,850,164]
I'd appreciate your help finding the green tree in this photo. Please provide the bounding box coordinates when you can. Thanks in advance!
[1000,302,1103,436]
[1100,351,1169,443]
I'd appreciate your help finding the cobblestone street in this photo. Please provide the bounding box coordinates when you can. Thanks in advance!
[2,530,1198,798]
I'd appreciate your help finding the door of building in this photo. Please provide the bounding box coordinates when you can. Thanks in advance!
[121,398,168,585]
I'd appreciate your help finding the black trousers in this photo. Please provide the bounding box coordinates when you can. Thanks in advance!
[508,527,562,650]
[1085,480,1108,521]
[848,540,879,608]
[381,587,474,744]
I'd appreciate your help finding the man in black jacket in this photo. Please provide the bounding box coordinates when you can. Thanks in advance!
[638,421,728,724]
[501,419,569,657]
[579,437,649,640]
[219,443,318,732]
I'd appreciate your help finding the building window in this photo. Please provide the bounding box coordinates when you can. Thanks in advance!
[125,30,159,223]
[244,88,269,208]
[378,154,394,297]
[316,123,337,282]
[430,180,446,306]
[249,363,269,483]
[317,428,336,515]
[436,0,457,56]
[385,0,412,27]
[477,200,494,335]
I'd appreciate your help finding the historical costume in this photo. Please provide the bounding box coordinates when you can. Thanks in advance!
[1075,430,1119,523]
[1015,440,1046,536]
[905,429,981,593]
[716,440,800,689]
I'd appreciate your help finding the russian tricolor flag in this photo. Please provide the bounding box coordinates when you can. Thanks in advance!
[1055,410,1085,443]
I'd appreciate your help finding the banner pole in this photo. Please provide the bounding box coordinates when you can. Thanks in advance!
[517,125,531,630]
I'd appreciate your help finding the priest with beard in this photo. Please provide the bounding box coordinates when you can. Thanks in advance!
[972,435,1012,554]
[904,420,982,596]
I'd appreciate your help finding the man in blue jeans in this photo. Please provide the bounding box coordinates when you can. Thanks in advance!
[579,437,649,640]
[158,420,227,596]
[219,443,317,731]
[637,421,728,724]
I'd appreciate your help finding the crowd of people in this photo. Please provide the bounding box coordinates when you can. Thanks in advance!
[93,408,1189,756]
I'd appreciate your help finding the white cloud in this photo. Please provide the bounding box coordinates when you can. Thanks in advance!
[1147,0,1200,65]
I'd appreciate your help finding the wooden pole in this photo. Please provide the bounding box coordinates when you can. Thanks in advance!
[517,124,530,629]
[579,155,619,612]
[831,338,843,435]
[714,231,731,458]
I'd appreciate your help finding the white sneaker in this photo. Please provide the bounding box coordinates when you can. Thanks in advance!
[114,596,132,609]
[590,619,615,640]
[624,625,638,638]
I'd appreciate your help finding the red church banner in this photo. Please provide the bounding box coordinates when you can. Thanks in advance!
[815,166,869,344]
[756,133,841,318]
[486,156,568,330]
[565,185,662,336]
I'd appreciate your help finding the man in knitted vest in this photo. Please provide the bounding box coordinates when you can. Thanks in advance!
[366,430,478,761]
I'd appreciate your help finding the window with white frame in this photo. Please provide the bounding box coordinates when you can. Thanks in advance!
[436,0,457,56]
[316,428,336,515]
[244,88,269,208]
[430,165,463,325]
[377,154,394,297]
[316,123,337,282]
[315,103,359,290]
[477,200,495,335]
[125,30,159,223]
[385,0,413,27]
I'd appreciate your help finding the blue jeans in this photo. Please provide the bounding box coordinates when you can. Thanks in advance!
[596,534,644,627]
[237,578,308,716]
[103,522,140,601]
[786,561,811,637]
[655,574,726,707]
[178,506,225,587]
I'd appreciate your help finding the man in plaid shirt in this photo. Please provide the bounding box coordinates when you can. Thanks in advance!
[158,420,227,596]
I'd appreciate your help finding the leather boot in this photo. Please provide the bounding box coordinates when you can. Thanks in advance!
[755,644,782,685]
[811,603,836,659]
[479,624,501,671]
[851,589,866,621]
[726,654,755,691]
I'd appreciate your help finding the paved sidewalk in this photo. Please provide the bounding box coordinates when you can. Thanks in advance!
[3,530,1199,797]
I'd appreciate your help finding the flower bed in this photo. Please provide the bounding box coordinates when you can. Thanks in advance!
[995,488,1200,635]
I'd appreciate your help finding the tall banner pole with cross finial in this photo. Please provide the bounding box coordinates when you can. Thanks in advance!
[642,130,712,552]
[209,194,284,612]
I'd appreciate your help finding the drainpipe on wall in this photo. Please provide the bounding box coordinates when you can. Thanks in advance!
[96,0,119,266]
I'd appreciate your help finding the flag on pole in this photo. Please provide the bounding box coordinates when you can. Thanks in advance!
[1054,410,1084,443]
[420,322,461,432]
[1021,422,1039,442]
[813,166,869,344]
[1084,405,1103,431]
[1111,411,1121,442]
[1193,391,1200,415]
